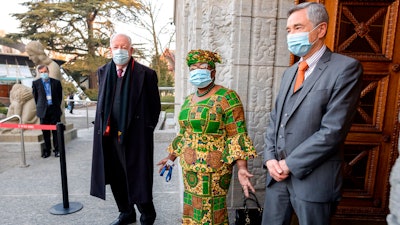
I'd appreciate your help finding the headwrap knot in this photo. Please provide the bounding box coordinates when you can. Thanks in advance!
[186,49,222,68]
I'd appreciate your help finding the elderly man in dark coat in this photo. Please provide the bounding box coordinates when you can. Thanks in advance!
[90,33,161,225]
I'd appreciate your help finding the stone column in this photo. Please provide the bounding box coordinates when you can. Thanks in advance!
[387,112,400,225]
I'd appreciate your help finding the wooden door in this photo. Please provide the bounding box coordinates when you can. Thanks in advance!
[323,0,400,221]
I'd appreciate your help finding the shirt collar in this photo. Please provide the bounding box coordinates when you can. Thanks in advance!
[116,65,128,77]
[301,45,326,79]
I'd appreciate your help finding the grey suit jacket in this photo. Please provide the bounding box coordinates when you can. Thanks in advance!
[264,48,363,202]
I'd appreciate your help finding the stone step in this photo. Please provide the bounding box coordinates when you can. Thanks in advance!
[0,123,76,142]
[0,127,78,160]
[154,130,176,143]
[0,128,78,170]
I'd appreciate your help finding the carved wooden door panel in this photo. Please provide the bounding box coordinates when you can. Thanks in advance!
[323,0,400,221]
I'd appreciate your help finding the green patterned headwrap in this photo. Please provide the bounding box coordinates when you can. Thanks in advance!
[186,49,222,68]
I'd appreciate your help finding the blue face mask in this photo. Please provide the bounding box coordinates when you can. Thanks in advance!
[189,69,213,88]
[113,49,130,65]
[40,73,49,80]
[287,24,320,57]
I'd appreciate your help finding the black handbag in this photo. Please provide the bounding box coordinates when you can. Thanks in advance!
[235,191,263,225]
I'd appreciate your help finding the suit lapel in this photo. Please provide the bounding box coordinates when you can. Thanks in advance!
[37,79,48,104]
[275,65,298,131]
[50,79,57,101]
[38,79,46,96]
[289,49,331,116]
[127,62,145,127]
[98,64,111,114]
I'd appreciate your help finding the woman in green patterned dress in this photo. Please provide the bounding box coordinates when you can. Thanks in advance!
[157,49,257,225]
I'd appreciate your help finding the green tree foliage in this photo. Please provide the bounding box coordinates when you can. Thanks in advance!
[150,55,173,87]
[84,88,99,101]
[8,0,141,57]
[6,0,175,92]
[6,0,141,80]
[61,80,76,96]
[63,55,109,77]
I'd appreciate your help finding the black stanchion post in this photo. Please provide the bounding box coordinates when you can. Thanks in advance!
[49,122,83,215]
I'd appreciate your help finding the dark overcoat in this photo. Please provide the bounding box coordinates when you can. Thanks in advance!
[90,59,161,204]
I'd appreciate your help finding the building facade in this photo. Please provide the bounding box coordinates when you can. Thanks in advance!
[173,0,400,223]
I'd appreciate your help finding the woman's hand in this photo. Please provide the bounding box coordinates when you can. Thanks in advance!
[156,154,176,173]
[236,159,255,197]
[156,158,169,173]
[238,168,255,197]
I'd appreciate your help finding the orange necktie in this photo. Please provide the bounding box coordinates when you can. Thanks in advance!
[293,61,309,93]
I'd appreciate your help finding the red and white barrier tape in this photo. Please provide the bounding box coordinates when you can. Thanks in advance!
[0,123,57,130]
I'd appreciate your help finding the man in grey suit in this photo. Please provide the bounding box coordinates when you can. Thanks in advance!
[262,2,363,225]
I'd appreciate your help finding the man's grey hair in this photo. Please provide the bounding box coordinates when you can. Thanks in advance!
[110,33,132,47]
[37,64,49,72]
[288,2,329,27]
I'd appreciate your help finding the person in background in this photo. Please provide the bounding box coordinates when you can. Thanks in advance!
[32,64,63,158]
[26,40,65,124]
[90,33,161,225]
[68,92,74,114]
[157,49,257,225]
[262,2,363,225]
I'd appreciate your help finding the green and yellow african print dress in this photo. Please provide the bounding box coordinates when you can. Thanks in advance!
[168,87,257,225]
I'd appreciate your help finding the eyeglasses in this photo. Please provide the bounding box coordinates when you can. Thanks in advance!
[189,63,210,71]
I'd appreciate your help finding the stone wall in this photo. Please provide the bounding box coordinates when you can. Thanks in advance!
[174,0,294,213]
[174,0,400,223]
[387,112,400,225]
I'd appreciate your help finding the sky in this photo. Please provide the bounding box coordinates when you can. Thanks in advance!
[0,0,175,51]
[0,0,26,33]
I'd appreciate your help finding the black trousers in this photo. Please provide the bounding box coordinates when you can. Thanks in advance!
[69,102,74,113]
[40,105,60,153]
[106,134,156,225]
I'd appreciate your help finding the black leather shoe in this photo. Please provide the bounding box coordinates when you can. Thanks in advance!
[110,210,136,225]
[54,151,60,157]
[41,151,50,158]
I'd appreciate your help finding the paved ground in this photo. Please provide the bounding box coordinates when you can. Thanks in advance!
[0,106,182,225]
[1,106,388,225]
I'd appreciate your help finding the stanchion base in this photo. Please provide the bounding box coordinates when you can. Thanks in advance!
[49,202,83,215]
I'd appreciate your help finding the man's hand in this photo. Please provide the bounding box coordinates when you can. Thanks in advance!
[278,160,290,175]
[266,159,289,182]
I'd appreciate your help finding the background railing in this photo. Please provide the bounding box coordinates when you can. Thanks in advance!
[0,115,29,167]
[64,87,177,128]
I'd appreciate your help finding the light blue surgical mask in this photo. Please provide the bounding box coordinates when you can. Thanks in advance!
[189,69,213,88]
[40,73,49,80]
[113,49,130,65]
[287,24,320,57]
